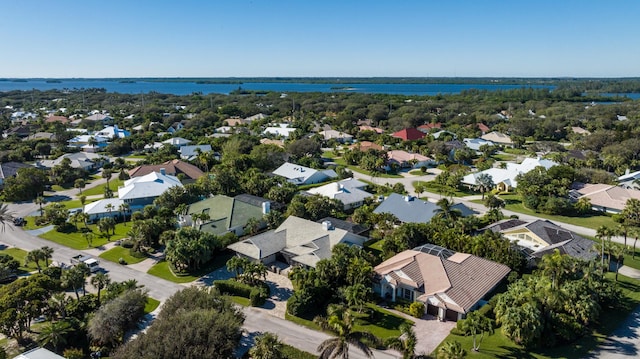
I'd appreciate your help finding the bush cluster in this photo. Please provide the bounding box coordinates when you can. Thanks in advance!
[214,279,270,307]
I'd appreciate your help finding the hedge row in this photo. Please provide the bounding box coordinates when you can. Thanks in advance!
[214,279,270,307]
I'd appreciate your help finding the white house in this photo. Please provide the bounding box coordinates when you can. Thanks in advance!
[306,178,373,210]
[272,162,338,186]
[264,123,297,138]
[162,137,192,147]
[463,138,494,152]
[95,125,130,139]
[462,157,557,192]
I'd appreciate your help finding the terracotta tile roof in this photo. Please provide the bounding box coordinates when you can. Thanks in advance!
[349,141,383,152]
[45,115,69,124]
[375,249,510,313]
[417,123,442,132]
[359,125,384,134]
[392,128,425,141]
[128,159,204,180]
[573,183,640,212]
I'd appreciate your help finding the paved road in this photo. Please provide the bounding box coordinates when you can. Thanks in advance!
[241,307,398,359]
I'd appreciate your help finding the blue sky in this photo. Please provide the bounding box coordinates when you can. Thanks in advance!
[1,0,638,78]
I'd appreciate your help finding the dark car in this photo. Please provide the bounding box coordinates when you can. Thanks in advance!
[13,217,24,226]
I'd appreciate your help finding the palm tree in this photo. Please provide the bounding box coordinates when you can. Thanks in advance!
[25,249,44,272]
[41,246,54,267]
[341,283,370,313]
[610,244,625,282]
[630,227,640,260]
[475,173,494,200]
[119,203,130,225]
[458,311,493,352]
[38,320,72,353]
[596,225,613,270]
[249,332,285,359]
[437,340,466,359]
[61,266,86,300]
[74,178,86,194]
[90,272,111,302]
[539,249,572,290]
[315,306,379,359]
[102,169,113,191]
[436,198,461,222]
[0,203,15,231]
[34,196,46,217]
[384,323,417,359]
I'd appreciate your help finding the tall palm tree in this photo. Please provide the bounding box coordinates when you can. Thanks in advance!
[596,225,613,270]
[119,203,130,225]
[249,332,285,359]
[91,272,111,302]
[458,311,494,352]
[315,306,379,359]
[610,244,625,282]
[25,249,44,272]
[41,246,54,267]
[34,196,46,217]
[384,323,417,359]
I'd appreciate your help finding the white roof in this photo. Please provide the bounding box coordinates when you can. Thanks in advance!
[118,171,183,200]
[307,179,372,206]
[15,347,65,359]
[462,157,557,188]
[162,137,192,146]
[463,138,494,151]
[264,124,297,138]
[272,162,337,185]
[84,198,124,215]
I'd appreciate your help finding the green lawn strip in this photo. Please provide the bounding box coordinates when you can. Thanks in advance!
[81,178,125,196]
[414,181,476,198]
[99,246,146,265]
[491,153,516,161]
[0,247,39,273]
[331,157,403,179]
[281,344,318,359]
[622,248,640,270]
[364,239,384,257]
[229,295,251,306]
[51,184,73,191]
[22,216,48,230]
[484,194,616,231]
[436,273,640,359]
[144,298,160,314]
[408,170,429,176]
[286,303,410,341]
[148,251,233,283]
[39,222,130,250]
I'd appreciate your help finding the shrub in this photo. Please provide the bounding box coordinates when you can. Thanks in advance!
[215,279,253,298]
[408,302,425,318]
[54,222,77,233]
[118,258,127,265]
[250,286,269,306]
[120,239,134,248]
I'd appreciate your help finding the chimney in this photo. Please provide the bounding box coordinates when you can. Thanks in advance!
[322,221,333,231]
[404,195,412,202]
[262,201,271,215]
[160,168,166,175]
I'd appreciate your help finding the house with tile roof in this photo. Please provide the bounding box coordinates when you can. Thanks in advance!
[128,159,204,182]
[480,131,513,147]
[417,123,442,133]
[373,244,510,321]
[45,115,69,124]
[386,150,435,169]
[228,216,367,268]
[570,183,640,214]
[373,193,475,224]
[391,128,426,141]
[348,141,384,152]
[482,219,596,261]
[180,194,271,236]
[36,152,108,171]
[358,125,384,134]
[462,157,557,192]
[306,178,373,210]
[272,162,338,186]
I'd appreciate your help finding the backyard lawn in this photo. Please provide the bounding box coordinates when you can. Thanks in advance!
[414,180,476,198]
[436,273,640,359]
[39,222,130,250]
[99,246,146,265]
[147,251,233,283]
[0,247,39,273]
[144,297,161,314]
[484,194,615,231]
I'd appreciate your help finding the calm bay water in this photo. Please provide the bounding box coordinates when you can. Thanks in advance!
[0,79,555,96]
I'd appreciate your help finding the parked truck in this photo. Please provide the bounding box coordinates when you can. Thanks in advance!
[70,254,101,273]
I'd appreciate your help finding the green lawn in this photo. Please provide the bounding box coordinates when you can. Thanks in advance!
[414,181,476,198]
[331,157,403,179]
[81,178,125,196]
[0,247,39,273]
[229,295,251,306]
[39,222,130,250]
[486,194,615,232]
[99,246,146,265]
[22,216,48,230]
[286,303,412,341]
[281,344,318,359]
[492,153,516,161]
[147,251,233,283]
[436,273,640,359]
[144,297,160,314]
[409,170,430,176]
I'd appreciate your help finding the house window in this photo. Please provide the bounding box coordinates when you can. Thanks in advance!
[402,288,413,300]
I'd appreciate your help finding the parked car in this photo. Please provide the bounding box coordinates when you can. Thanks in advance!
[13,217,24,226]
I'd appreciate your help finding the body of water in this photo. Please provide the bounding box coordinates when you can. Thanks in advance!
[0,79,556,96]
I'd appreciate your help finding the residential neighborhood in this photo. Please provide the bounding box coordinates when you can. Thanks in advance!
[1,81,640,359]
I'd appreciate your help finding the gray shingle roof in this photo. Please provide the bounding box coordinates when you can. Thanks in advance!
[373,193,474,224]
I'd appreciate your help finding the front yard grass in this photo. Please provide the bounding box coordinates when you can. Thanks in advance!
[0,247,39,273]
[331,157,403,179]
[491,194,615,232]
[147,251,233,283]
[286,303,412,341]
[144,297,160,314]
[99,246,146,265]
[39,222,130,250]
[414,181,476,198]
[81,178,125,197]
[436,273,640,359]
[22,216,48,230]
